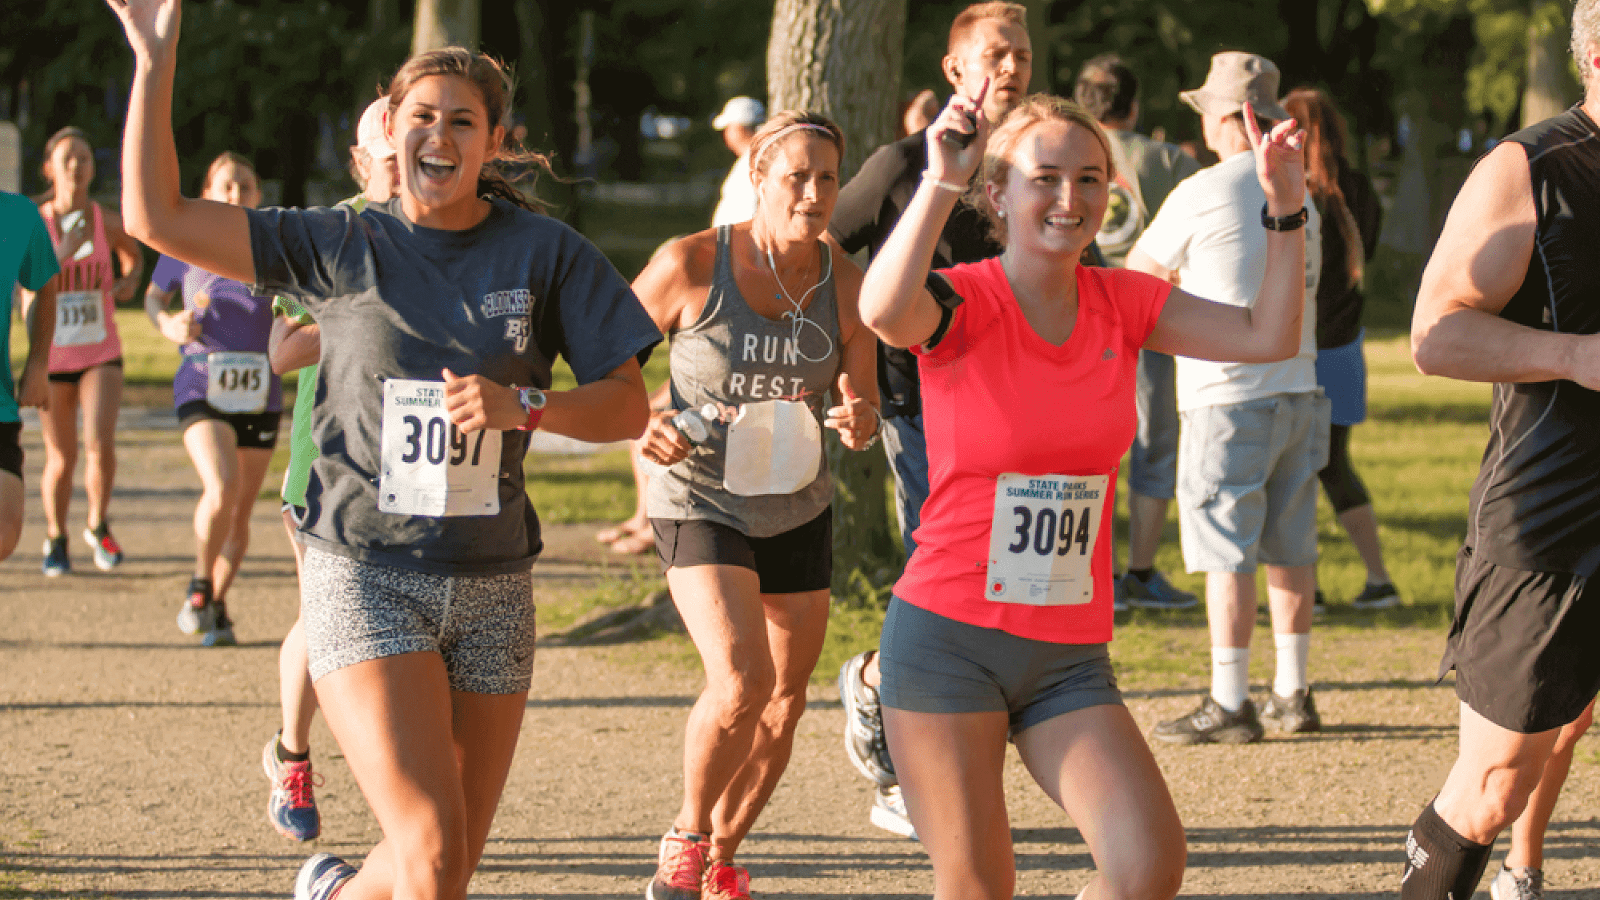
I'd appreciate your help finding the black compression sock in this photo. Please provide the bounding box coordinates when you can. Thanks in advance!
[1127,567,1155,582]
[275,734,310,763]
[1401,802,1492,900]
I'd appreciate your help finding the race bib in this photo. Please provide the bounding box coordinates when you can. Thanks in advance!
[723,398,821,496]
[206,351,270,413]
[55,291,106,348]
[985,473,1109,606]
[378,378,502,517]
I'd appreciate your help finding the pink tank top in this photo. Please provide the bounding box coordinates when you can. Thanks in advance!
[42,202,123,373]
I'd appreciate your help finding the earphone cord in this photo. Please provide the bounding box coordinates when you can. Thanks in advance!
[766,242,835,364]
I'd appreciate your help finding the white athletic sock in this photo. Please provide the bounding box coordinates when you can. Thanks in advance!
[1273,632,1311,697]
[1210,647,1251,712]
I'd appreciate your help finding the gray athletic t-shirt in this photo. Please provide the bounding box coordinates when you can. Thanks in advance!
[248,198,661,576]
[647,225,840,537]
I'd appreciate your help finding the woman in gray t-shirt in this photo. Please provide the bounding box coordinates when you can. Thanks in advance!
[630,111,882,898]
[108,6,659,898]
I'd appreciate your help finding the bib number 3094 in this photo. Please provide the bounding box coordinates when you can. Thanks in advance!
[985,473,1108,606]
[379,378,502,517]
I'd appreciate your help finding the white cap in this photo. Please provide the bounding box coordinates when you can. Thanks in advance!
[712,96,765,131]
[356,98,396,160]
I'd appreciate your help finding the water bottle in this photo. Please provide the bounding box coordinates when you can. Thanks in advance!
[671,403,724,445]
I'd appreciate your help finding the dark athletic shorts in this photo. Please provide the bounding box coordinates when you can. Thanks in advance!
[178,400,281,450]
[1441,544,1600,734]
[650,506,832,594]
[0,422,22,479]
[48,357,123,384]
[878,596,1122,737]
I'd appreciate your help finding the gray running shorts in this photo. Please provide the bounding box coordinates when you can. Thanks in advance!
[300,546,537,694]
[878,596,1122,737]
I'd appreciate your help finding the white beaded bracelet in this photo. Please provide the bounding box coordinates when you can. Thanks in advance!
[922,175,967,194]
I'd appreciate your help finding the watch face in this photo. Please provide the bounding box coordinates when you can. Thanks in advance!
[521,388,547,411]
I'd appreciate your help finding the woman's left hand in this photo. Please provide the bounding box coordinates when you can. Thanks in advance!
[825,373,879,450]
[443,368,525,433]
[1244,101,1307,216]
[112,274,140,302]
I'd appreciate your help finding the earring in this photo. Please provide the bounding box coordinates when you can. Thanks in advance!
[997,209,1006,219]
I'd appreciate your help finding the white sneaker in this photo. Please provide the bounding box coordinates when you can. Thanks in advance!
[1490,866,1543,900]
[869,785,918,840]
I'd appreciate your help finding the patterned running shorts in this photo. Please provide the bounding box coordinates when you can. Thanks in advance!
[301,546,538,694]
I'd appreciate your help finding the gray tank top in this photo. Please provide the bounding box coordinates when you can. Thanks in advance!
[647,225,841,537]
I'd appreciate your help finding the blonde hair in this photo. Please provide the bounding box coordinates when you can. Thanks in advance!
[973,94,1115,245]
[747,110,845,179]
[948,2,1027,55]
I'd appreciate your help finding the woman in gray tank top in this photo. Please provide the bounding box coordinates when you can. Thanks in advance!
[630,111,882,900]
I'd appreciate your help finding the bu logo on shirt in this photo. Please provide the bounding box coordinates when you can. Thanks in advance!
[481,289,533,353]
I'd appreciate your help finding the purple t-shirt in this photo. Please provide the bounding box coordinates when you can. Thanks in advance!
[152,255,283,412]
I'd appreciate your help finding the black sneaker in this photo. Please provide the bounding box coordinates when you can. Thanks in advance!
[1152,696,1264,745]
[1261,687,1322,734]
[176,578,216,636]
[1350,582,1400,610]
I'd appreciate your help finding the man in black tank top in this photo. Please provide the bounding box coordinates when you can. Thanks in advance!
[1402,4,1600,897]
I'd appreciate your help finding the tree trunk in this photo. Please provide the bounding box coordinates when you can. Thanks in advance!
[1522,0,1578,128]
[1020,0,1053,94]
[768,0,905,177]
[768,0,906,598]
[413,0,479,55]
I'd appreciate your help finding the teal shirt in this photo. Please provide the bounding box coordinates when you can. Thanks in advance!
[0,192,62,422]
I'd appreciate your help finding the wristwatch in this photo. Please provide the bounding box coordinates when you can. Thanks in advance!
[1261,204,1310,232]
[516,386,547,432]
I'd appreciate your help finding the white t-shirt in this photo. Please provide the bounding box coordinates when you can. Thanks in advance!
[711,152,756,227]
[1134,151,1321,411]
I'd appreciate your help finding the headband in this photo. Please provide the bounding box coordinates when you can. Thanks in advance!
[754,123,837,169]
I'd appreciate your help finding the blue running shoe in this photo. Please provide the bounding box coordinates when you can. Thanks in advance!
[294,853,356,900]
[41,537,70,577]
[263,734,321,841]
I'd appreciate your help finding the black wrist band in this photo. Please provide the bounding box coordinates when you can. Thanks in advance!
[1261,204,1309,232]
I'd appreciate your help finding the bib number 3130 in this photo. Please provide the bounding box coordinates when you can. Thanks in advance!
[984,473,1108,606]
[379,378,502,517]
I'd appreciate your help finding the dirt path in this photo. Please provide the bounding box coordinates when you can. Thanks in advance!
[2,421,1596,899]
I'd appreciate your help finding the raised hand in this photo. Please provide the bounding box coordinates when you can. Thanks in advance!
[104,0,181,60]
[825,373,879,450]
[1243,101,1307,216]
[926,77,991,188]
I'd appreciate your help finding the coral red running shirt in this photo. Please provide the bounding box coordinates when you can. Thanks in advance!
[895,257,1170,644]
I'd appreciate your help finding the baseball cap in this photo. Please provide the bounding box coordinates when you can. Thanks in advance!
[356,97,396,160]
[1179,51,1290,122]
[712,97,765,131]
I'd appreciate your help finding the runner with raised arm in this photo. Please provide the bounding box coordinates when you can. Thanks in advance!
[106,2,659,897]
[857,85,1306,899]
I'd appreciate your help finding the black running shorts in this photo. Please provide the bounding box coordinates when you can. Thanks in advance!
[178,400,281,450]
[48,357,123,384]
[650,506,832,595]
[1441,544,1600,734]
[0,422,22,479]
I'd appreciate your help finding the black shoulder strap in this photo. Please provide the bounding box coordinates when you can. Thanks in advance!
[923,271,964,350]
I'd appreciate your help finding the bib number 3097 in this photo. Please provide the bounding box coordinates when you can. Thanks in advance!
[985,473,1108,606]
[379,378,502,517]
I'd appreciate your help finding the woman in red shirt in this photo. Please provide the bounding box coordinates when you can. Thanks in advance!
[858,89,1308,899]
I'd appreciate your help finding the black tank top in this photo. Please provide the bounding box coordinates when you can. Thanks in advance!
[1468,107,1600,575]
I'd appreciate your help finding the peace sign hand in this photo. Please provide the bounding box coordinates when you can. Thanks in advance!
[1243,101,1307,217]
[105,0,181,61]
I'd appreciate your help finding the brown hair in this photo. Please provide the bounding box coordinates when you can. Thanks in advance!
[746,110,845,181]
[1074,53,1138,124]
[948,2,1027,55]
[41,126,91,182]
[974,94,1114,245]
[205,151,257,186]
[1282,87,1364,287]
[386,47,555,214]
